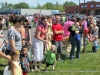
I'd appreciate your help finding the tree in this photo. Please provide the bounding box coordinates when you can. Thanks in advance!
[43,2,54,9]
[14,2,29,9]
[63,1,77,11]
[0,2,5,10]
[54,2,64,11]
[7,3,13,9]
[63,1,77,7]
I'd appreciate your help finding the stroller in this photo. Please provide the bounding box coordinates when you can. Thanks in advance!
[62,36,71,57]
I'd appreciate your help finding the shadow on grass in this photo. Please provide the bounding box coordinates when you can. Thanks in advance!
[61,54,69,60]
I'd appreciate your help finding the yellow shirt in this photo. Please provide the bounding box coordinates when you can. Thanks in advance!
[47,41,52,50]
[47,22,53,35]
[11,61,22,75]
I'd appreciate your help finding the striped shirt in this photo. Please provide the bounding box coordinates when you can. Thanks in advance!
[7,27,22,51]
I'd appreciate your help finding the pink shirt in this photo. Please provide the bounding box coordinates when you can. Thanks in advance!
[35,25,47,39]
[63,21,74,37]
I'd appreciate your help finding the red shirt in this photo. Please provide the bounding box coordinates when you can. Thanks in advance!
[34,25,47,39]
[52,23,63,41]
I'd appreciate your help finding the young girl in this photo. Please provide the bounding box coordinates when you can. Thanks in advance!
[4,50,22,75]
[44,45,56,71]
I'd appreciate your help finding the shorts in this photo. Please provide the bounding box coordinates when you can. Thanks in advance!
[52,40,62,54]
[23,72,27,75]
[5,49,11,55]
[46,62,54,67]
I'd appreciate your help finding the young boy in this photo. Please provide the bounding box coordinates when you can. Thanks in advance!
[44,45,56,71]
[92,35,99,52]
[20,46,30,75]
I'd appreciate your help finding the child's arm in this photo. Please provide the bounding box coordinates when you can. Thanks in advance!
[11,62,16,75]
[28,62,30,72]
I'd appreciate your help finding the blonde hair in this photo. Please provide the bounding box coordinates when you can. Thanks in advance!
[50,45,56,52]
[95,35,98,39]
[8,50,20,70]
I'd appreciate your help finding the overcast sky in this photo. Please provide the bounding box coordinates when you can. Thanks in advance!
[0,0,99,7]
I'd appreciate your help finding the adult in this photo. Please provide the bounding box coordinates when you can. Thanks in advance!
[0,50,11,60]
[24,24,32,46]
[80,17,88,53]
[47,16,53,35]
[2,15,6,29]
[24,19,32,45]
[63,21,74,38]
[0,20,8,51]
[34,13,39,27]
[68,18,81,60]
[6,17,23,55]
[17,16,26,46]
[52,16,64,61]
[0,41,11,60]
[33,16,48,71]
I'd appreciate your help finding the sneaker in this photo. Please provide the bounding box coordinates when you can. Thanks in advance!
[34,69,40,72]
[39,67,44,70]
[57,58,63,61]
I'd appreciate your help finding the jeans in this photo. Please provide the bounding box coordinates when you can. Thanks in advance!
[70,37,81,59]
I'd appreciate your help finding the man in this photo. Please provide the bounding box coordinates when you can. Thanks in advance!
[52,16,64,61]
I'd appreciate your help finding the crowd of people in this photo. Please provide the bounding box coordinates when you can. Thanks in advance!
[0,14,99,75]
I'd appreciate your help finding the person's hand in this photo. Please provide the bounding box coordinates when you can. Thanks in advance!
[60,30,64,34]
[6,55,11,61]
[28,68,30,73]
[1,35,4,38]
[5,40,8,44]
[29,41,32,45]
[43,40,48,44]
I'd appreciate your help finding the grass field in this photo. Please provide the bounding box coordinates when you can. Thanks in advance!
[1,42,100,75]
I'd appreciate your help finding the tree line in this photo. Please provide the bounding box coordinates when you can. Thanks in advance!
[0,1,77,11]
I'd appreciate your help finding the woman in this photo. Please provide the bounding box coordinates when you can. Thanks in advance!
[33,16,48,71]
[6,17,23,55]
[24,19,32,45]
[17,16,26,46]
[68,18,82,60]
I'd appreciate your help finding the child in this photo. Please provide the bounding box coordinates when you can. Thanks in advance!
[4,50,22,75]
[20,46,30,75]
[92,35,99,52]
[74,30,81,41]
[93,26,99,36]
[46,34,52,51]
[44,45,56,71]
[44,34,52,54]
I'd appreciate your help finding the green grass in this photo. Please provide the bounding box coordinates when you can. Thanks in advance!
[1,42,100,75]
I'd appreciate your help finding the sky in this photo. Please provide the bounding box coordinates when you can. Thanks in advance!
[0,0,99,7]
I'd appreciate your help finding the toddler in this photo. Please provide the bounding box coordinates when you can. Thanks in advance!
[20,46,30,75]
[44,45,56,71]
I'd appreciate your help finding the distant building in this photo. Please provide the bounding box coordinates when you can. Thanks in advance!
[0,9,59,15]
[65,1,100,15]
